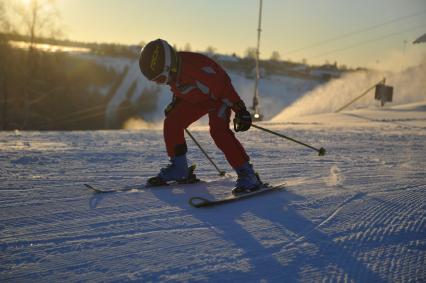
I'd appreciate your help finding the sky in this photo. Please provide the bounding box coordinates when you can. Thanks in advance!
[42,0,426,67]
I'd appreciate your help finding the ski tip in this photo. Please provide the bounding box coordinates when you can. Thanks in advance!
[188,196,211,208]
[84,183,107,193]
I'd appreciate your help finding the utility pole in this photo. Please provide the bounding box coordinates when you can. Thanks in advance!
[251,0,263,121]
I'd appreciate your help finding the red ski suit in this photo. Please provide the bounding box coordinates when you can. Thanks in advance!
[164,52,249,168]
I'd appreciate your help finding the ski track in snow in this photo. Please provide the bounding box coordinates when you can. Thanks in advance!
[0,120,426,282]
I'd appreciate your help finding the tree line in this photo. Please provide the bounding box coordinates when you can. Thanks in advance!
[0,38,123,130]
[0,0,131,130]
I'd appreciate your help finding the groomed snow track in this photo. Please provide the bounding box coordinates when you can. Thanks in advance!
[1,115,425,282]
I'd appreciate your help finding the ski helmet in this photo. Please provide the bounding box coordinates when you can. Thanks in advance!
[139,39,177,84]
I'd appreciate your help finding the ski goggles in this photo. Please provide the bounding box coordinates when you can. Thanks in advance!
[151,40,173,84]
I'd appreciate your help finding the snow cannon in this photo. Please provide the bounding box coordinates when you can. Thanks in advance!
[318,147,326,156]
[375,84,393,107]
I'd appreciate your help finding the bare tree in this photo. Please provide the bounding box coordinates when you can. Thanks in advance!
[184,43,192,52]
[0,0,9,33]
[244,47,257,60]
[205,46,216,54]
[13,0,61,128]
[14,0,61,50]
[0,0,10,129]
[270,51,281,62]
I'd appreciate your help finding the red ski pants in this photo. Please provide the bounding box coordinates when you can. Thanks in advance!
[163,98,249,169]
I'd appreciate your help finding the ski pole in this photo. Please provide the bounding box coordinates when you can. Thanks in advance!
[251,124,326,156]
[185,129,226,176]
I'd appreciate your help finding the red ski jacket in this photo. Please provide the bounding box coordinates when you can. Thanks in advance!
[169,52,241,110]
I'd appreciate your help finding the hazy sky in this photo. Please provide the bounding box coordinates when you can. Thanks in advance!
[54,0,426,67]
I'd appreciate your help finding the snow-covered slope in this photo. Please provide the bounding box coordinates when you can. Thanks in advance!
[81,53,322,127]
[272,100,426,129]
[1,102,425,282]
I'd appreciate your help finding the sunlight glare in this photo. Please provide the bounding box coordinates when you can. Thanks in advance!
[21,0,32,5]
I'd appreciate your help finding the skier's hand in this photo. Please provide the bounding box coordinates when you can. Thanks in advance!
[234,108,252,132]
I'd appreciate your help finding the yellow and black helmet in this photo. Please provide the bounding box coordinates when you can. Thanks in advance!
[139,39,177,84]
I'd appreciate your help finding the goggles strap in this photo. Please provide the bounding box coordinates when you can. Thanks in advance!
[150,40,173,84]
[160,39,171,73]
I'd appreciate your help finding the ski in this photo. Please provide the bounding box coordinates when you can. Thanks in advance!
[84,180,204,193]
[84,183,146,193]
[85,164,201,193]
[188,183,285,208]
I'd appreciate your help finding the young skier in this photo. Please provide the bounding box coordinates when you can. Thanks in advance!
[139,39,261,194]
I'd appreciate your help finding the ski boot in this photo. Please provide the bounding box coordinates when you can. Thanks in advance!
[231,162,262,195]
[147,155,199,186]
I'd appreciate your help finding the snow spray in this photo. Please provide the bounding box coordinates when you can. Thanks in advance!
[273,48,426,121]
[123,118,162,130]
[327,165,345,187]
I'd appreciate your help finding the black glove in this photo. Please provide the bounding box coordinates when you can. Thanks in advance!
[233,108,252,132]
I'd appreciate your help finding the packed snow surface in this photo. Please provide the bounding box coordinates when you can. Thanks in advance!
[1,103,426,282]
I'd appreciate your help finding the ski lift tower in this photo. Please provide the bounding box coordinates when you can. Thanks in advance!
[251,0,264,121]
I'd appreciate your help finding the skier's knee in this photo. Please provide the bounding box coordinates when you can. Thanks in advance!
[164,115,181,130]
[209,126,220,142]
